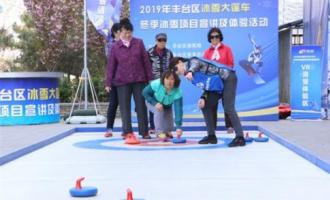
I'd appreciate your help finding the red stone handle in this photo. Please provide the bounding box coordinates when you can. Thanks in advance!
[75,177,85,189]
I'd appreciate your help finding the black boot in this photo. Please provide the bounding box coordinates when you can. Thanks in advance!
[228,136,246,147]
[198,135,217,144]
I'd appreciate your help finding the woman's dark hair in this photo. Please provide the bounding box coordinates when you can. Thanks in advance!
[111,23,121,39]
[119,18,133,31]
[160,70,181,88]
[207,27,223,43]
[169,57,188,72]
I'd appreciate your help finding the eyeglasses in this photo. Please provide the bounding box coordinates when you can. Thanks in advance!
[157,38,167,42]
[210,35,220,39]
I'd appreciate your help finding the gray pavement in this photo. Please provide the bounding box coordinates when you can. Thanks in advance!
[1,119,330,165]
[253,120,330,164]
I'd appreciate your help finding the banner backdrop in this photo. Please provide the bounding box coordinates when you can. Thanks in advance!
[131,0,279,120]
[291,45,322,119]
[86,0,122,39]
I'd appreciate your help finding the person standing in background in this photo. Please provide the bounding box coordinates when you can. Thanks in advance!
[147,33,173,134]
[203,27,245,146]
[106,18,153,139]
[203,27,237,135]
[104,23,121,137]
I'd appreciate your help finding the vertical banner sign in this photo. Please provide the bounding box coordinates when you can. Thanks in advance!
[291,45,322,119]
[86,0,122,39]
[131,0,279,120]
[0,78,60,125]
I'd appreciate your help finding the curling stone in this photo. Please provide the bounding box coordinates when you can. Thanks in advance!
[69,177,97,197]
[253,132,269,142]
[172,137,187,144]
[127,188,133,200]
[244,132,254,142]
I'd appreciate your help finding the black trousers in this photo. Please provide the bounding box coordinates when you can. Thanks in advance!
[116,82,148,136]
[149,111,155,130]
[222,72,243,137]
[201,92,222,136]
[106,86,118,130]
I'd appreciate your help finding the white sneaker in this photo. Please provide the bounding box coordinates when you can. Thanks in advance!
[227,127,234,134]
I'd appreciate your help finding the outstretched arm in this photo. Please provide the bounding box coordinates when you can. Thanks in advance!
[142,84,158,106]
[173,97,183,129]
[187,58,203,73]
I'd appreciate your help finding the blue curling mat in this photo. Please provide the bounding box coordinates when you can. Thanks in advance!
[73,137,252,151]
[1,126,330,200]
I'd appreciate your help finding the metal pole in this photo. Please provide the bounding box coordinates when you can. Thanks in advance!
[83,0,88,110]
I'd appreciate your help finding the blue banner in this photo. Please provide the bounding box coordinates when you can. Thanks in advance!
[0,78,60,125]
[291,45,322,119]
[131,0,279,120]
[86,0,122,39]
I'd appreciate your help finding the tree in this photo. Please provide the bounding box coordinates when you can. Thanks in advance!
[21,0,106,74]
[121,0,130,18]
[0,28,15,72]
[12,13,44,71]
[10,0,130,101]
[0,28,14,50]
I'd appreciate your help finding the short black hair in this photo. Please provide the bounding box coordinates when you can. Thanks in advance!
[169,57,188,72]
[160,70,181,88]
[111,23,120,39]
[207,27,223,42]
[119,18,133,31]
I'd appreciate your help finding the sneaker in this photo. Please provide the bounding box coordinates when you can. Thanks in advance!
[104,131,113,137]
[125,133,140,145]
[165,132,173,139]
[228,136,246,147]
[198,135,218,144]
[121,133,128,139]
[142,134,152,139]
[157,133,167,139]
[149,129,156,134]
[227,127,234,134]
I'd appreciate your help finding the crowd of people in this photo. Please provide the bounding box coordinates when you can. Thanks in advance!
[104,18,246,147]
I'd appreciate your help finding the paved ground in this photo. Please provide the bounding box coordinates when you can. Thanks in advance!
[253,120,330,164]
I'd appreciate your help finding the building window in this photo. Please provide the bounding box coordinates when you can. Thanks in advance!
[292,28,303,45]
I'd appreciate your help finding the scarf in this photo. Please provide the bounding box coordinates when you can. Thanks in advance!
[211,43,221,61]
[121,37,131,47]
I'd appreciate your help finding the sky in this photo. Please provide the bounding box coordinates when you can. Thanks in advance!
[0,0,26,31]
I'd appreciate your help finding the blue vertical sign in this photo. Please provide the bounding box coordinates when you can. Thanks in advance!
[291,45,322,119]
[130,0,279,120]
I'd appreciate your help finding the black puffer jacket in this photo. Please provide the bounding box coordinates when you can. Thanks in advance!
[148,46,173,79]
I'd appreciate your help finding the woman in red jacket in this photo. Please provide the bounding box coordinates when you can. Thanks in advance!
[203,27,245,147]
